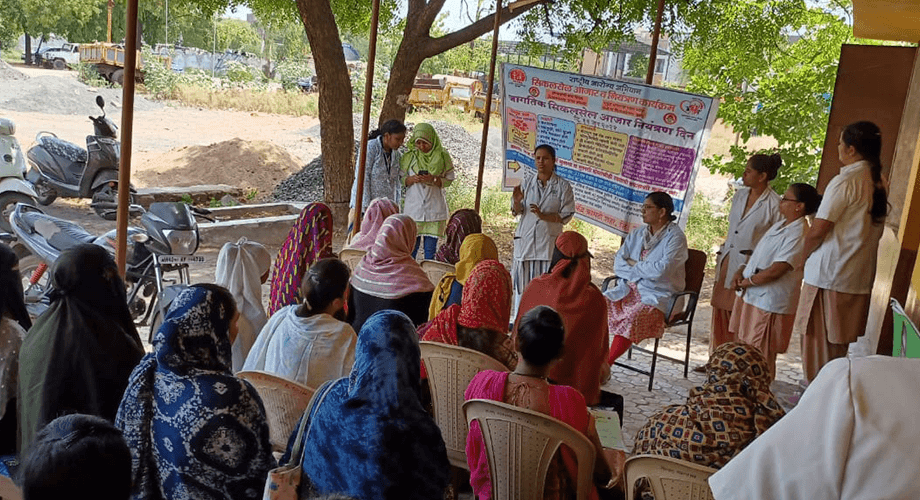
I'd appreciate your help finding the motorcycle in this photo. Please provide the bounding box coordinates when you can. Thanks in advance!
[25,95,134,220]
[0,118,40,232]
[10,201,210,326]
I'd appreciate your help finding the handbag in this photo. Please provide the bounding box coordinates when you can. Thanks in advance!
[262,380,334,500]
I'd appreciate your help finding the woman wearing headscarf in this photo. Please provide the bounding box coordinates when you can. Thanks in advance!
[401,123,456,260]
[18,244,145,453]
[0,243,31,455]
[427,233,498,320]
[215,237,272,372]
[293,310,449,500]
[348,214,434,332]
[116,285,275,500]
[419,259,516,374]
[434,208,482,264]
[345,197,400,252]
[514,231,608,406]
[632,342,786,469]
[604,192,688,365]
[270,202,334,315]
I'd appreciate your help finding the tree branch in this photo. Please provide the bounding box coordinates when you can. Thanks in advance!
[425,0,548,56]
[420,0,449,28]
[406,0,427,21]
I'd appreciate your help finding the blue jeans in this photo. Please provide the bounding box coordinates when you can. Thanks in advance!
[412,235,438,260]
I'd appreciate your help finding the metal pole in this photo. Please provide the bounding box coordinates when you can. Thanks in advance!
[475,0,503,213]
[116,0,139,277]
[646,0,665,85]
[351,0,381,236]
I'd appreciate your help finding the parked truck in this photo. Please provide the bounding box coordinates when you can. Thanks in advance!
[35,43,81,70]
[79,42,170,85]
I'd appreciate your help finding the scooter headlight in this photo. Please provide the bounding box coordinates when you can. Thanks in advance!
[164,229,198,255]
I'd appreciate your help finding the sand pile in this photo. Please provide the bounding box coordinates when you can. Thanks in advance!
[134,138,304,200]
[0,61,28,81]
[0,75,161,115]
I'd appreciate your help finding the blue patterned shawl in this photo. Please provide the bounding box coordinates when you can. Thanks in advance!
[300,310,450,499]
[116,286,275,500]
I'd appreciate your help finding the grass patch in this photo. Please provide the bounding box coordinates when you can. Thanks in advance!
[685,192,730,268]
[1,49,22,64]
[166,84,319,117]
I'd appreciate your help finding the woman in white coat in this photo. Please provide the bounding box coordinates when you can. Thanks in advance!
[605,191,688,364]
[510,144,575,317]
[705,153,782,369]
[401,123,455,260]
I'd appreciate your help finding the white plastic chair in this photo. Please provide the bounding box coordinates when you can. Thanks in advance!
[420,259,454,285]
[237,370,315,453]
[338,248,366,271]
[463,399,596,500]
[420,342,508,469]
[625,455,717,500]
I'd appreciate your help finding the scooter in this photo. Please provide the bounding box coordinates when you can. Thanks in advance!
[0,118,39,232]
[9,201,210,324]
[25,96,134,220]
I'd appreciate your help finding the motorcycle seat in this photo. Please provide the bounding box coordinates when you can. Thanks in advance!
[21,211,96,252]
[40,136,88,164]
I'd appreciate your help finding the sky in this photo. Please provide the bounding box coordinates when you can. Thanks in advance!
[223,0,524,40]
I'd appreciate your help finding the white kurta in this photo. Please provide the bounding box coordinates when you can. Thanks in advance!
[243,306,357,389]
[709,356,920,500]
[716,187,782,290]
[804,160,883,294]
[741,218,807,315]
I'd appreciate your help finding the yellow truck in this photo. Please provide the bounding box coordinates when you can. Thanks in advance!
[79,42,170,85]
[406,75,481,112]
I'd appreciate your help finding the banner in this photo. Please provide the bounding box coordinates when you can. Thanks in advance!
[501,64,718,236]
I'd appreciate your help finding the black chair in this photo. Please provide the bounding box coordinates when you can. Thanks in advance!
[603,249,707,391]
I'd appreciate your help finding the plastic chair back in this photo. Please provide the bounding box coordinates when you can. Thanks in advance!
[237,370,315,453]
[420,342,508,469]
[890,298,920,358]
[338,248,366,271]
[625,455,716,500]
[463,399,596,500]
[421,259,455,285]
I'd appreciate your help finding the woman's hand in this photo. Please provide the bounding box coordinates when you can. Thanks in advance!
[731,269,745,289]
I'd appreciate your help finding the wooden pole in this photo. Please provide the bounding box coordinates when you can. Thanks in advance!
[115,0,138,277]
[646,0,666,85]
[351,0,381,236]
[475,0,503,213]
[107,0,114,43]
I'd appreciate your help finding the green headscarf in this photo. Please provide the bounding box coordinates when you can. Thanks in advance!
[400,123,451,176]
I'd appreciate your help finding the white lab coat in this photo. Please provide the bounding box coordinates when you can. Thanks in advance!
[512,170,575,262]
[604,222,688,313]
[716,187,782,289]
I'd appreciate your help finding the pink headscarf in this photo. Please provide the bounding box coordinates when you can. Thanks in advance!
[351,214,434,299]
[347,198,400,252]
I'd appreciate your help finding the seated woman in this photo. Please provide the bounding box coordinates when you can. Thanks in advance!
[466,306,616,500]
[348,214,434,331]
[605,191,688,364]
[215,237,272,371]
[419,259,516,374]
[116,285,275,500]
[428,233,499,320]
[515,231,609,406]
[293,310,450,499]
[345,197,400,251]
[434,208,482,264]
[632,342,785,469]
[18,244,145,454]
[0,243,31,455]
[269,202,335,315]
[21,414,131,500]
[244,258,357,389]
[729,183,821,379]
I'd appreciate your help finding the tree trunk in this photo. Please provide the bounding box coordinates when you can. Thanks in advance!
[378,42,427,124]
[294,0,354,231]
[24,32,31,64]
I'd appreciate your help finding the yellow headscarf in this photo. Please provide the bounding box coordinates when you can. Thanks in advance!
[427,234,498,320]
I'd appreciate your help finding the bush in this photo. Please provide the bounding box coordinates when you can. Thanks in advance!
[223,60,258,84]
[73,61,112,88]
[274,59,313,91]
[685,192,730,268]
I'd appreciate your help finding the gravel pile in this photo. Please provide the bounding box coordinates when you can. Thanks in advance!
[0,75,161,115]
[274,115,504,202]
[0,61,28,81]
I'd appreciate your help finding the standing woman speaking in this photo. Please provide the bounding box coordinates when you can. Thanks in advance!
[795,121,887,382]
[705,154,783,367]
[349,120,407,231]
[510,144,575,316]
